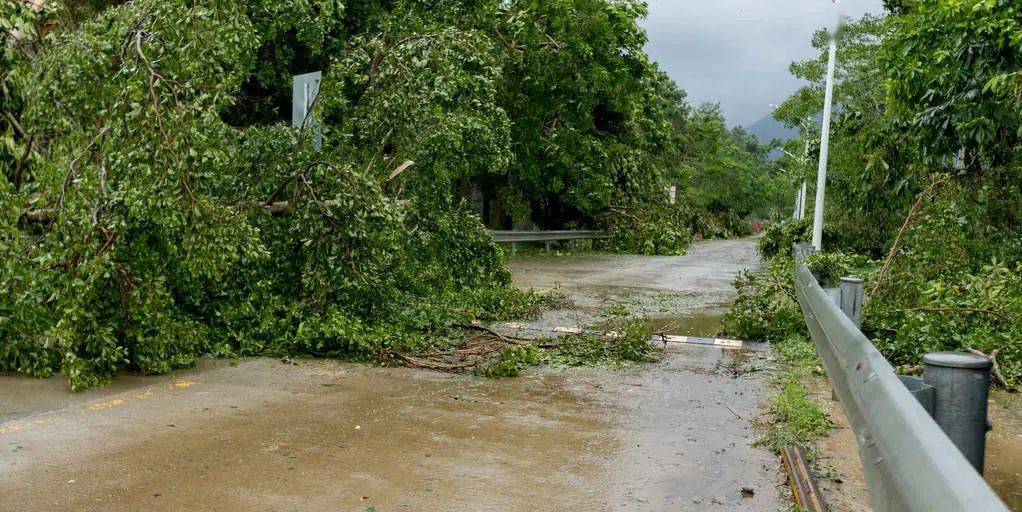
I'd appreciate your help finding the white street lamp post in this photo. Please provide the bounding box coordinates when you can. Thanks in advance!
[811,24,838,251]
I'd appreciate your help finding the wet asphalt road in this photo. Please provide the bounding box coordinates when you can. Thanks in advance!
[0,236,784,511]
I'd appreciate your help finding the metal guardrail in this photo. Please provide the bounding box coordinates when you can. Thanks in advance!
[490,230,608,254]
[791,245,1009,512]
[489,230,608,243]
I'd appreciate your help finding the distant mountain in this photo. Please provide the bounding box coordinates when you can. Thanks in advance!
[746,114,798,145]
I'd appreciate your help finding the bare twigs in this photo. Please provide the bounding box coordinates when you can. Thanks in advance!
[384,324,533,373]
[133,27,208,214]
[298,173,340,228]
[605,205,641,222]
[454,323,530,344]
[295,81,323,145]
[724,404,745,421]
[386,351,478,372]
[135,30,178,162]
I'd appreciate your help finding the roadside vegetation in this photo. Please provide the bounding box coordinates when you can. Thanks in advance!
[725,0,1022,390]
[757,370,831,455]
[714,1,1022,481]
[0,0,783,390]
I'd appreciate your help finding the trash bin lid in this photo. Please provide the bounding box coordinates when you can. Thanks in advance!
[923,352,991,369]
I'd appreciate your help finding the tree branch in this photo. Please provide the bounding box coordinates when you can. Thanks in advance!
[12,134,35,192]
[968,348,1010,388]
[51,126,110,225]
[870,175,948,298]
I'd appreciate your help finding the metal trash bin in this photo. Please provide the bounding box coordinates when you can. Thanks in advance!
[923,352,992,474]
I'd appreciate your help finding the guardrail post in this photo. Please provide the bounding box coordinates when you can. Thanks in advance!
[923,352,992,474]
[795,242,813,259]
[839,276,864,328]
[570,239,577,252]
[898,376,935,416]
[544,241,551,254]
[511,242,517,256]
[824,287,841,305]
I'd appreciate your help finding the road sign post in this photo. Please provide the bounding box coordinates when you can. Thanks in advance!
[292,71,323,150]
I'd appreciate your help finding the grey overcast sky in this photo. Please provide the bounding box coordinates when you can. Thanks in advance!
[642,0,884,128]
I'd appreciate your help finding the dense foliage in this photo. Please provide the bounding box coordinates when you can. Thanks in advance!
[731,0,1022,387]
[756,219,810,260]
[1,0,785,389]
[722,251,862,342]
[723,258,804,343]
[602,204,693,256]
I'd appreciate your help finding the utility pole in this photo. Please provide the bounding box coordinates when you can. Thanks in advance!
[811,20,839,251]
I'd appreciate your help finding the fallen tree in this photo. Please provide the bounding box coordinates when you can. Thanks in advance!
[0,0,541,390]
[1,0,784,390]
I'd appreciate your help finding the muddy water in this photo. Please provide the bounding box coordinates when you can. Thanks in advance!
[2,360,614,511]
[1,354,782,511]
[1,237,783,511]
[648,311,725,338]
[508,237,760,314]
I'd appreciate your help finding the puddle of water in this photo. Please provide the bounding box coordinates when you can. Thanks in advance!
[647,312,724,338]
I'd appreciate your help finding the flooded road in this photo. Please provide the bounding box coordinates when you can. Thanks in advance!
[508,237,759,314]
[1,237,784,511]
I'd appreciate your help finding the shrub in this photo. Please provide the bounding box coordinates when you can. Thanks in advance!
[869,262,1022,388]
[757,219,812,259]
[688,209,753,240]
[804,252,871,287]
[602,204,693,256]
[476,345,544,378]
[721,258,806,342]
